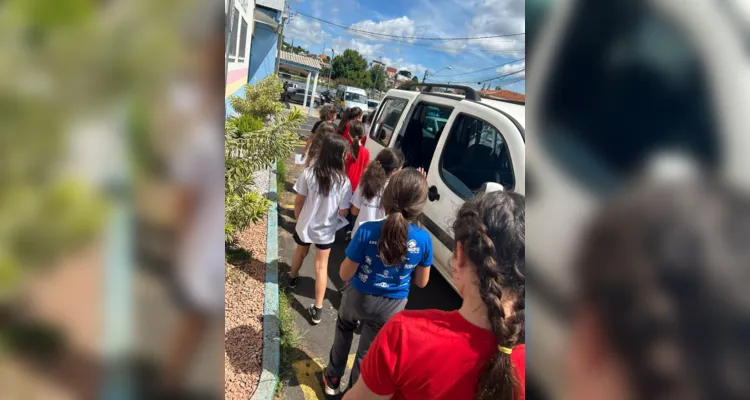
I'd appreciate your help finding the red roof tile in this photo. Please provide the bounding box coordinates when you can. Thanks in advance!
[478,89,525,102]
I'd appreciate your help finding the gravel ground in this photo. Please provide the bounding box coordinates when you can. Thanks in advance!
[224,208,268,399]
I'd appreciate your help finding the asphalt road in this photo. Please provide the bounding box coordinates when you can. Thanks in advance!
[276,117,462,400]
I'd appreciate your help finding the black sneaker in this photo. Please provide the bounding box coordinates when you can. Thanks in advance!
[323,372,341,396]
[289,275,299,289]
[309,304,323,325]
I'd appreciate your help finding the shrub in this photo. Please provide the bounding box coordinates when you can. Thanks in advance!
[224,75,303,243]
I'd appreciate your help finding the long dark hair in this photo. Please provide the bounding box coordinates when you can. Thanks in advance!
[575,181,750,399]
[378,168,428,266]
[360,148,404,201]
[453,191,525,400]
[306,122,336,167]
[348,121,365,160]
[338,106,363,135]
[337,108,352,135]
[313,135,348,196]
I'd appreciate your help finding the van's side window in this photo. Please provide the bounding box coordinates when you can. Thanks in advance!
[370,98,408,146]
[440,114,514,198]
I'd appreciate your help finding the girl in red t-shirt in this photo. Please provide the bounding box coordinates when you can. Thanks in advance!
[345,191,526,400]
[340,107,366,146]
[343,121,370,238]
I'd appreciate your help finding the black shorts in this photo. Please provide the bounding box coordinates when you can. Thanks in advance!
[293,232,334,250]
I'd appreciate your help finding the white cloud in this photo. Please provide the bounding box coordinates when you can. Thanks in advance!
[285,17,331,46]
[349,17,417,42]
[467,0,525,55]
[331,37,384,60]
[496,59,525,80]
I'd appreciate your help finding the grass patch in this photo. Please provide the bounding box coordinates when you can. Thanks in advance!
[225,246,252,264]
[275,288,301,397]
[276,159,287,189]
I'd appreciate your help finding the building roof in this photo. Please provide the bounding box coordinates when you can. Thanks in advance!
[255,0,285,12]
[478,89,525,103]
[386,67,397,73]
[279,50,322,70]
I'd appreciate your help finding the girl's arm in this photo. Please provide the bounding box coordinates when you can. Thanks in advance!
[339,208,349,217]
[350,205,361,216]
[413,266,430,288]
[339,257,360,281]
[294,194,306,220]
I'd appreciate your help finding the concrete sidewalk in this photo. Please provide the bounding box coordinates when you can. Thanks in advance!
[276,121,461,399]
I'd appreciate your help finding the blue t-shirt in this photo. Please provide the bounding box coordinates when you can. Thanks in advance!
[345,219,433,299]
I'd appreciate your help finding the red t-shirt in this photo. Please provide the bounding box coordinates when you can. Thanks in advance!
[360,310,526,400]
[345,145,370,192]
[342,122,368,146]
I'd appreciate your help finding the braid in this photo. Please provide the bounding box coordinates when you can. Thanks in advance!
[454,193,525,400]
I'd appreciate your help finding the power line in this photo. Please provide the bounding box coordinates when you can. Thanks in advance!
[431,58,525,77]
[289,8,525,41]
[429,68,525,84]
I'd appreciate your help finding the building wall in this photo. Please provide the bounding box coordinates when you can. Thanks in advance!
[248,6,282,84]
[226,0,255,118]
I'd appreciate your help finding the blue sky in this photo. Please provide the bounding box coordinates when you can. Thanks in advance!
[283,0,526,93]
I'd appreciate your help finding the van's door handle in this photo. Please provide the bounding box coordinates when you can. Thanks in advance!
[428,185,440,202]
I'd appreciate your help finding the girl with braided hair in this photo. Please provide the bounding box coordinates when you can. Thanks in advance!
[344,191,526,400]
[568,181,750,400]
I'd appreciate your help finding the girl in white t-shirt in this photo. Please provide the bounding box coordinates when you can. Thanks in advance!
[350,148,405,238]
[290,134,353,324]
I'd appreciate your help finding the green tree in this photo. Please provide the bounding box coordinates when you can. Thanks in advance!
[331,49,369,87]
[397,70,412,78]
[225,75,303,242]
[369,64,387,92]
[411,76,420,84]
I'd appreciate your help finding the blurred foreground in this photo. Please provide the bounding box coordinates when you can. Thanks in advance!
[0,0,225,398]
[527,0,750,399]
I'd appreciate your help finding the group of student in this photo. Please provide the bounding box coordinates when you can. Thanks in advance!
[288,104,526,399]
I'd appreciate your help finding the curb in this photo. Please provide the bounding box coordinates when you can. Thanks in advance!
[252,167,280,400]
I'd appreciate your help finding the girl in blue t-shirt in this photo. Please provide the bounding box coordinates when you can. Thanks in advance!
[322,168,433,395]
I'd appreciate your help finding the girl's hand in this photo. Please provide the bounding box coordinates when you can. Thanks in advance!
[417,167,427,180]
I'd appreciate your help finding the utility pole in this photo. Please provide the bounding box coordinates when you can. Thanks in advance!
[328,48,335,90]
[274,5,288,76]
[422,70,428,83]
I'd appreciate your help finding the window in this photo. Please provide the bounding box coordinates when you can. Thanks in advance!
[440,114,514,199]
[396,103,453,172]
[238,19,248,60]
[345,92,367,103]
[370,98,408,146]
[228,9,240,61]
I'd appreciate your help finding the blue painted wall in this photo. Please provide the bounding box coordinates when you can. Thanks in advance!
[248,8,281,84]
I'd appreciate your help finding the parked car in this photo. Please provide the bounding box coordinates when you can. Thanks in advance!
[365,83,524,291]
[288,88,322,107]
[334,85,368,117]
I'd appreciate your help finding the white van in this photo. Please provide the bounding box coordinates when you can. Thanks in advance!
[365,84,525,290]
[335,85,368,117]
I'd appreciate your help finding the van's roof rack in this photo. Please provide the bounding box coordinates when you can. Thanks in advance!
[404,83,480,101]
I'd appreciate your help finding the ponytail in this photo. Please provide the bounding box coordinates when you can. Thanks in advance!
[337,108,352,135]
[453,192,525,400]
[360,148,404,201]
[378,168,427,266]
[348,121,365,161]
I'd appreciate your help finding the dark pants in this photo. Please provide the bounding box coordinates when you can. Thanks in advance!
[326,284,407,389]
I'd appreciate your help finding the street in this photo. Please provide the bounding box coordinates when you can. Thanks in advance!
[275,115,462,400]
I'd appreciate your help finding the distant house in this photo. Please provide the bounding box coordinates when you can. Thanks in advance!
[478,89,525,103]
[386,67,397,79]
[371,59,386,69]
[319,54,330,62]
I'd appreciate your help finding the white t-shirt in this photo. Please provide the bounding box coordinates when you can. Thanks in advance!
[294,167,352,244]
[170,120,225,315]
[350,179,388,238]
